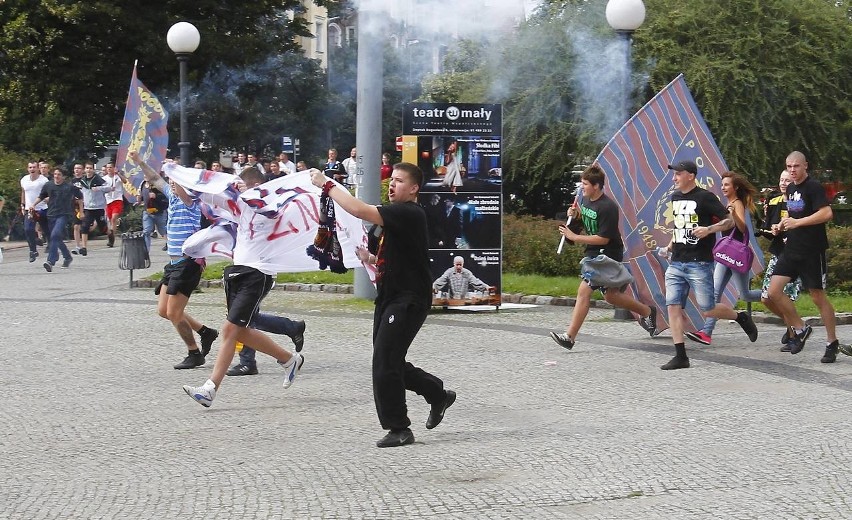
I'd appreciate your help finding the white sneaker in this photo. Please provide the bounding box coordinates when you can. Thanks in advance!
[279,352,304,389]
[183,383,216,407]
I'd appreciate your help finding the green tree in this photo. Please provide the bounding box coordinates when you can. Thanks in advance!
[0,1,326,162]
[422,0,852,215]
[637,0,852,184]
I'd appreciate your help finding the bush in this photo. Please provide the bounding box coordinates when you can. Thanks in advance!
[827,225,852,293]
[502,214,851,293]
[502,213,584,277]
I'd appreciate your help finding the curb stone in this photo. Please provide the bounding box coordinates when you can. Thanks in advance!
[129,280,852,326]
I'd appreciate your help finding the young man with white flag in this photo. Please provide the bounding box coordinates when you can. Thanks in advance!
[181,166,305,407]
[129,151,219,369]
[310,162,455,448]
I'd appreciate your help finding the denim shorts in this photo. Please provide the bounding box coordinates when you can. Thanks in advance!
[665,261,715,311]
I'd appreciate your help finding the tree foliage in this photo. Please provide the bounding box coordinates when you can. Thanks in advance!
[637,0,852,183]
[422,0,852,215]
[0,0,331,163]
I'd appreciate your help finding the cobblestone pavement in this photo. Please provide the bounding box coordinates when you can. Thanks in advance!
[2,239,852,519]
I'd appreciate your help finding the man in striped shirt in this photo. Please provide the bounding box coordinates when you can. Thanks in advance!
[130,151,219,369]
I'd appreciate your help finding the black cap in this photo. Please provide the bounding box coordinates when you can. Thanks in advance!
[668,160,697,175]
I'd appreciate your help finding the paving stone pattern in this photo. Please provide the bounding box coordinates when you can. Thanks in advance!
[1,239,851,519]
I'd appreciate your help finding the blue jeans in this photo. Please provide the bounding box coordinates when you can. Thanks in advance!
[142,211,168,251]
[700,262,762,335]
[24,210,49,253]
[46,215,71,265]
[665,261,716,312]
[238,312,301,366]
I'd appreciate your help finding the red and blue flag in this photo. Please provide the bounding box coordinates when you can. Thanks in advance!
[592,74,764,333]
[115,63,169,202]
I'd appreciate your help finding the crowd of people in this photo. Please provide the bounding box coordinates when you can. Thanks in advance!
[550,151,843,368]
[15,147,845,448]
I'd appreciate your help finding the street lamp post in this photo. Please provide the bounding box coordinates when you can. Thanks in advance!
[167,22,201,167]
[605,0,645,124]
[606,0,645,321]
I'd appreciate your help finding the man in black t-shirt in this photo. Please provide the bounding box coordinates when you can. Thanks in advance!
[658,160,758,370]
[767,151,841,362]
[310,162,454,448]
[550,165,660,351]
[32,167,83,272]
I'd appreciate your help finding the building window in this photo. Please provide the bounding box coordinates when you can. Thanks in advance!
[315,20,325,53]
[346,26,356,45]
[329,23,342,47]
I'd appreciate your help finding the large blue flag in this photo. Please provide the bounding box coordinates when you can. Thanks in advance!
[115,64,169,202]
[593,74,764,333]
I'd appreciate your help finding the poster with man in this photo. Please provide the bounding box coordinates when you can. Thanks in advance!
[403,103,502,307]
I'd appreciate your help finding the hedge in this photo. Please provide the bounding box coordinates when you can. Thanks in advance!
[502,213,852,292]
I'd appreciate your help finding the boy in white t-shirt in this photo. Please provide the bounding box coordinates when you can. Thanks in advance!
[20,161,50,262]
[103,163,125,247]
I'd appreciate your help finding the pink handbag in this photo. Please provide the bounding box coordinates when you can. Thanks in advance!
[712,229,754,274]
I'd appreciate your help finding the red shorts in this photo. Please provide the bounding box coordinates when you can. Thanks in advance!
[106,200,124,220]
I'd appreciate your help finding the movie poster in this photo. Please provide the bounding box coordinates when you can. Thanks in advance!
[402,103,502,307]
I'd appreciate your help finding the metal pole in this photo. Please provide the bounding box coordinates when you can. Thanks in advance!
[353,5,385,300]
[177,53,191,166]
[613,29,635,321]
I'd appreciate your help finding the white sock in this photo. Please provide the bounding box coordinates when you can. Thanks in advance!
[203,379,216,390]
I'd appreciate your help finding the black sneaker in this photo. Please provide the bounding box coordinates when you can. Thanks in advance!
[376,428,414,448]
[174,351,205,369]
[789,325,812,355]
[549,331,574,350]
[781,329,792,345]
[226,364,259,376]
[426,390,456,429]
[80,247,87,256]
[780,343,792,353]
[198,328,219,357]
[291,320,306,352]
[839,343,852,357]
[43,261,53,272]
[736,312,758,342]
[638,306,658,337]
[661,356,690,370]
[61,257,72,269]
[29,251,38,262]
[107,232,115,247]
[71,247,79,255]
[821,340,839,364]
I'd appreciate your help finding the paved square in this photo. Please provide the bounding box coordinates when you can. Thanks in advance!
[1,241,851,518]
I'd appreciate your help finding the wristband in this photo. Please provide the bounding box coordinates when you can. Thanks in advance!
[322,180,335,194]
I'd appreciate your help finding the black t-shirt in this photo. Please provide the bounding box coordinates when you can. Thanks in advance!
[579,193,624,262]
[375,201,432,306]
[670,186,728,262]
[785,176,829,254]
[39,181,82,219]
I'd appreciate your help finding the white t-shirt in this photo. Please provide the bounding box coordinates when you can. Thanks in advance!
[21,174,48,210]
[342,157,357,178]
[279,160,297,175]
[104,174,124,203]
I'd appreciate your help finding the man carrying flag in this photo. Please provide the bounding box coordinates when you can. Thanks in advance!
[550,165,659,351]
[130,151,219,369]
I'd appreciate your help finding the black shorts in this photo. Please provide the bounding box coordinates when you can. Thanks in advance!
[223,265,274,327]
[155,258,202,297]
[772,251,827,291]
[81,209,105,235]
